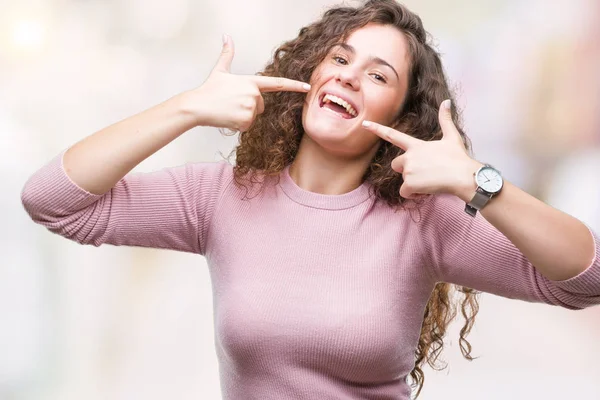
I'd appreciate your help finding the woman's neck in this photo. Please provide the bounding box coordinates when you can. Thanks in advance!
[288,134,379,195]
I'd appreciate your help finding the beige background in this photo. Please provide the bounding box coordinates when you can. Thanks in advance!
[2,0,600,399]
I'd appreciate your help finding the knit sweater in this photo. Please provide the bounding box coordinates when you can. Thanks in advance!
[21,150,600,399]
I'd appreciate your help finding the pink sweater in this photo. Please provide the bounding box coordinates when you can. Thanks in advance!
[21,150,600,399]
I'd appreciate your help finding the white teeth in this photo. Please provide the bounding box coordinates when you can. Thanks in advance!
[323,94,357,117]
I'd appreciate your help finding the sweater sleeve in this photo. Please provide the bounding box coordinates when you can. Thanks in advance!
[417,193,600,310]
[20,150,233,255]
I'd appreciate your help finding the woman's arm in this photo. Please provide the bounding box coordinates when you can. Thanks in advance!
[22,153,232,255]
[61,35,310,195]
[362,101,599,298]
[455,172,596,282]
[63,93,197,195]
[415,193,600,309]
[21,36,311,253]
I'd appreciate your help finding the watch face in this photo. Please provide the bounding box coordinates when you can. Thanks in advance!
[476,166,503,193]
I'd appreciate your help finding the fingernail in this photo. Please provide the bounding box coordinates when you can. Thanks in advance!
[443,99,451,109]
[362,120,371,127]
[303,83,311,91]
[222,34,228,44]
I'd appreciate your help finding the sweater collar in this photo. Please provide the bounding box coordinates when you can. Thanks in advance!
[278,164,373,210]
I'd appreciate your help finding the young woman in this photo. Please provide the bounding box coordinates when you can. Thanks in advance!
[21,0,600,398]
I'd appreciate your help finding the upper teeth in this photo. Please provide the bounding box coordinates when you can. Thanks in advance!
[323,94,357,117]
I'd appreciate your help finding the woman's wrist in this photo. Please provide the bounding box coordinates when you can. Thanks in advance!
[452,159,483,202]
[173,90,209,128]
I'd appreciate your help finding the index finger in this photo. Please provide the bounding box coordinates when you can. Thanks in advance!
[250,76,311,93]
[362,120,419,150]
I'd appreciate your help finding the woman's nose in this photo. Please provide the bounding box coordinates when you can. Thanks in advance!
[335,68,361,90]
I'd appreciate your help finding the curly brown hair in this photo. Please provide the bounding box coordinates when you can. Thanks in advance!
[225,0,480,397]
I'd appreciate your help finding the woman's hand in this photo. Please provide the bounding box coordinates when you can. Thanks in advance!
[362,100,483,200]
[185,35,311,132]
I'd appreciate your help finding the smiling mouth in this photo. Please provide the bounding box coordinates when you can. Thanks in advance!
[318,93,358,120]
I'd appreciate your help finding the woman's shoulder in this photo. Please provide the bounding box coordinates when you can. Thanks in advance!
[186,159,234,173]
[154,159,237,197]
[183,161,281,200]
[181,159,235,180]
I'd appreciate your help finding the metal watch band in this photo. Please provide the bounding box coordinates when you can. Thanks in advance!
[464,188,492,217]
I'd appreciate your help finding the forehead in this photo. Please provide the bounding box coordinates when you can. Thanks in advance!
[342,23,410,71]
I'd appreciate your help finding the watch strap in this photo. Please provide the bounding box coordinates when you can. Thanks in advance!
[465,188,492,217]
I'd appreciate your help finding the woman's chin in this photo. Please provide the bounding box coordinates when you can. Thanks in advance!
[304,124,351,146]
[303,114,355,140]
[302,126,365,159]
[301,107,371,156]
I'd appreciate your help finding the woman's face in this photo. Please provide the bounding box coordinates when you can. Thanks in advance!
[302,23,410,158]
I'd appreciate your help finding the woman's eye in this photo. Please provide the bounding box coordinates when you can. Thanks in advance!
[372,73,387,83]
[333,56,348,65]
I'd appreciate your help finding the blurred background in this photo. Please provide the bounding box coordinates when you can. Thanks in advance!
[2,0,600,399]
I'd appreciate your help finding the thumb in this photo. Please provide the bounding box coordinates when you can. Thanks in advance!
[439,99,460,142]
[213,34,235,73]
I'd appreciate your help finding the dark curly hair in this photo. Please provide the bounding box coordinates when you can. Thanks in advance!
[225,0,480,397]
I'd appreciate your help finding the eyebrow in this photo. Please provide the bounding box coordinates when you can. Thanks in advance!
[334,43,399,80]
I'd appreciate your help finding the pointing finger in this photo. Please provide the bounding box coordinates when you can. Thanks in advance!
[251,76,311,93]
[361,120,419,151]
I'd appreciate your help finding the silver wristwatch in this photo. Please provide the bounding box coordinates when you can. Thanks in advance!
[465,164,503,217]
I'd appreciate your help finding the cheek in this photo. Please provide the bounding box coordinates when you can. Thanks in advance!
[309,64,329,85]
[365,92,403,123]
